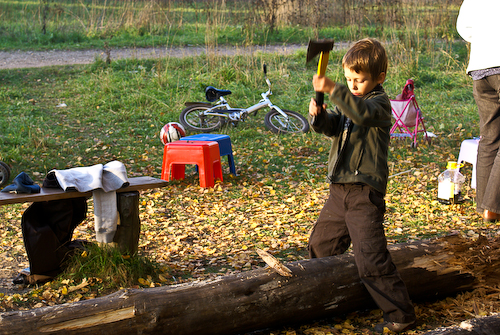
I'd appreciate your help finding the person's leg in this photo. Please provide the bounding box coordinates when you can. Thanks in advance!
[473,74,500,214]
[308,184,351,258]
[344,184,415,324]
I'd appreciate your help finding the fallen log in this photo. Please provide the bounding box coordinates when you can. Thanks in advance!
[0,235,481,334]
[421,314,500,335]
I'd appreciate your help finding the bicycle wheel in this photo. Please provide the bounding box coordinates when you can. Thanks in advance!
[179,104,226,133]
[264,109,310,134]
[0,161,11,187]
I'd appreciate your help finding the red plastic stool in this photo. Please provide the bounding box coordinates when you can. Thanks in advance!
[161,141,223,188]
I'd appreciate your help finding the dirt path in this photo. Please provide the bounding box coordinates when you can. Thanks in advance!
[0,44,309,69]
[0,42,354,69]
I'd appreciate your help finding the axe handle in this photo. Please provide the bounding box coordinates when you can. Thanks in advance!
[315,90,325,107]
[315,51,330,107]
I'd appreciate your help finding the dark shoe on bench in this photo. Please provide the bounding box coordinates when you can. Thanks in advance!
[1,172,40,194]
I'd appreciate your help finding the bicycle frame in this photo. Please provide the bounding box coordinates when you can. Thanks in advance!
[202,80,290,122]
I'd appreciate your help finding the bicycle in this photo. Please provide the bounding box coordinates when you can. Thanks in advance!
[179,64,310,134]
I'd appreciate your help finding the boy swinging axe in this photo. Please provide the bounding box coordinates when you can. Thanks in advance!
[305,38,418,333]
[306,39,335,107]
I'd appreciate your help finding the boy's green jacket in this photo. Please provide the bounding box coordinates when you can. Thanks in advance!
[308,83,392,194]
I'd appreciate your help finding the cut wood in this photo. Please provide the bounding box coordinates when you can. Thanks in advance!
[113,191,141,255]
[256,248,293,277]
[0,235,487,335]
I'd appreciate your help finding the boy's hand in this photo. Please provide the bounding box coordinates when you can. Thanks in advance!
[312,74,336,95]
[309,98,327,116]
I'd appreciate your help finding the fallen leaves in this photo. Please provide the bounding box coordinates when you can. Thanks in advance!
[0,132,499,334]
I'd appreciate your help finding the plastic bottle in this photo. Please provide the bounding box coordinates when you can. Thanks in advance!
[437,161,465,204]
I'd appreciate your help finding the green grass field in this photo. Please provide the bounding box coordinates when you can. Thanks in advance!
[0,0,461,50]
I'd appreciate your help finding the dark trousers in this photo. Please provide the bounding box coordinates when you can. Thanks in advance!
[473,74,500,214]
[308,183,415,323]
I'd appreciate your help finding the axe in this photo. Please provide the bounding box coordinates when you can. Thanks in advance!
[306,39,335,107]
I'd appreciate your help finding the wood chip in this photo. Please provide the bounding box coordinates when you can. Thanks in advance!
[256,248,292,277]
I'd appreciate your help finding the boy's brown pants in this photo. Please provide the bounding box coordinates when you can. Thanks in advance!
[308,183,416,324]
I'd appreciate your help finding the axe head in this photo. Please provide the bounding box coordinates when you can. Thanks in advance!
[306,39,335,63]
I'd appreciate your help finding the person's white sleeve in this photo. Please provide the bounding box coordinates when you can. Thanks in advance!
[456,0,474,42]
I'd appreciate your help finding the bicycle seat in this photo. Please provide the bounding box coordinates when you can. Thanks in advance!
[205,86,232,102]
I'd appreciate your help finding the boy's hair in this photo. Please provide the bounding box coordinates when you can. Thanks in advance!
[342,38,388,81]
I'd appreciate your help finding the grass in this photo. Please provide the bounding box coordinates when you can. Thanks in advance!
[0,0,461,51]
[62,243,162,291]
[0,39,474,176]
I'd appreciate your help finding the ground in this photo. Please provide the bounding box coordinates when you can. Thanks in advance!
[0,44,306,69]
[2,44,499,334]
[0,44,305,294]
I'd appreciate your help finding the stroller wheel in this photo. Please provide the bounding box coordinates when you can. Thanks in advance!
[0,161,11,187]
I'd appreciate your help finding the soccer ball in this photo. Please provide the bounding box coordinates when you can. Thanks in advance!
[160,122,186,144]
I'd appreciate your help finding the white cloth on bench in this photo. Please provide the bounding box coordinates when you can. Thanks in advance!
[50,161,129,243]
[52,161,129,193]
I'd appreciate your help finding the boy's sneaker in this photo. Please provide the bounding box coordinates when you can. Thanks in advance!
[374,321,413,333]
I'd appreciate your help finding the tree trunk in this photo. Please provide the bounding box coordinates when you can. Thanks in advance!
[0,235,485,335]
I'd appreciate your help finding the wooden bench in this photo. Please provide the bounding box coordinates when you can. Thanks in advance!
[0,176,169,254]
[0,176,168,205]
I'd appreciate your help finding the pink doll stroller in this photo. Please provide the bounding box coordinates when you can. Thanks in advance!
[390,79,429,147]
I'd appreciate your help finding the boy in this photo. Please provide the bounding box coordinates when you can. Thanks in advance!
[308,38,416,333]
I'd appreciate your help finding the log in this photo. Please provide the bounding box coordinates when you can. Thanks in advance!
[421,314,500,335]
[0,235,480,335]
